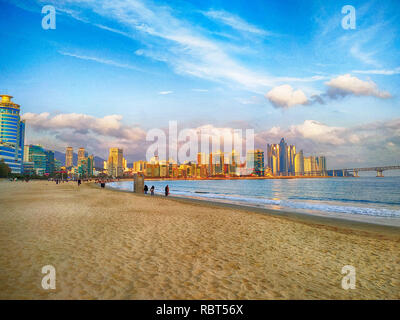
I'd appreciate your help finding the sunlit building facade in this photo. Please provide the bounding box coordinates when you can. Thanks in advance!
[246,149,264,176]
[77,148,87,165]
[24,145,54,175]
[65,147,73,168]
[0,95,25,173]
[294,150,304,176]
[107,148,124,177]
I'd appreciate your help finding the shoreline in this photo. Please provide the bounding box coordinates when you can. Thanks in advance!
[115,175,348,181]
[100,183,400,237]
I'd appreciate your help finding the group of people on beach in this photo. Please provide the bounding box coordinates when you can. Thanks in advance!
[143,184,169,196]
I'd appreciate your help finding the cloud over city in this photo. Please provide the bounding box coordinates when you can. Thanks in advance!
[265,74,392,108]
[265,85,309,108]
[22,112,147,160]
[325,74,392,99]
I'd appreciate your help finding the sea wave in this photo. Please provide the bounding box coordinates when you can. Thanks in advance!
[165,190,400,218]
[107,181,400,219]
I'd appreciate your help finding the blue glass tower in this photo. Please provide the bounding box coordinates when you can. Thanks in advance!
[0,95,25,173]
[279,138,288,176]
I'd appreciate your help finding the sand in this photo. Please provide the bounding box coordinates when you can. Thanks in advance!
[0,179,399,299]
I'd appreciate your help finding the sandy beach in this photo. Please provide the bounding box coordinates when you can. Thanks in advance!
[0,179,399,299]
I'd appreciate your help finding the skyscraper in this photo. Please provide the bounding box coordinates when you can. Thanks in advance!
[65,147,73,168]
[107,148,124,177]
[267,143,280,175]
[294,150,304,176]
[317,156,327,176]
[279,138,288,176]
[24,145,54,175]
[246,149,264,176]
[77,147,86,165]
[304,156,318,176]
[287,145,296,175]
[0,95,25,173]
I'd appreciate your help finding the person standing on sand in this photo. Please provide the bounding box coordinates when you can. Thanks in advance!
[150,186,155,196]
[144,185,148,194]
[165,185,169,197]
[77,179,81,187]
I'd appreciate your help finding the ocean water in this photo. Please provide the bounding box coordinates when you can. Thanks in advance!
[107,177,400,225]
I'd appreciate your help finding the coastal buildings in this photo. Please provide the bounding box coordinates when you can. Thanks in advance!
[279,138,288,176]
[23,144,54,175]
[77,147,87,165]
[107,147,124,177]
[65,147,73,168]
[246,149,265,176]
[78,154,94,177]
[267,143,280,175]
[0,95,25,173]
[294,150,304,176]
[127,136,327,179]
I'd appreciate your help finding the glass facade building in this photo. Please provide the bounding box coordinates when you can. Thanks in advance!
[0,95,25,173]
[24,145,55,175]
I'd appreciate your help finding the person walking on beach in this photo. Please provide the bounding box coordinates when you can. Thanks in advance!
[150,186,155,196]
[77,179,81,187]
[165,185,169,197]
[144,185,148,194]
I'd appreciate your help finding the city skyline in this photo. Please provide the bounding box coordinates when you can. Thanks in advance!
[0,0,399,168]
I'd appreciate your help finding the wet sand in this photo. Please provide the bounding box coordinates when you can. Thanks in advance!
[0,179,399,299]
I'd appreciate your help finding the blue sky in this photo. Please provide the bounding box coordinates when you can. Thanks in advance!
[0,0,399,167]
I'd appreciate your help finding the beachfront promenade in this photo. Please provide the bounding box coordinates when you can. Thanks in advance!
[0,179,399,299]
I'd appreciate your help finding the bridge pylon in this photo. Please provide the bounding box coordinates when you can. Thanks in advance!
[376,170,384,177]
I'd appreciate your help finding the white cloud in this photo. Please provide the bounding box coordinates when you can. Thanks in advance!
[22,112,146,145]
[325,74,391,99]
[289,120,346,145]
[22,112,149,161]
[265,85,308,108]
[158,91,173,95]
[202,10,268,36]
[350,44,380,67]
[59,51,142,71]
[192,89,209,92]
[352,67,400,75]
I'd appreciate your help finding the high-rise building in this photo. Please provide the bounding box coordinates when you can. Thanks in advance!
[229,150,240,166]
[65,147,73,168]
[304,156,318,176]
[107,148,123,177]
[287,145,296,175]
[246,149,265,176]
[294,150,304,176]
[211,150,224,175]
[317,156,327,176]
[45,150,55,175]
[133,160,147,173]
[197,152,207,165]
[77,148,86,165]
[24,145,54,175]
[0,95,25,173]
[267,143,280,175]
[279,138,288,176]
[78,154,94,177]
